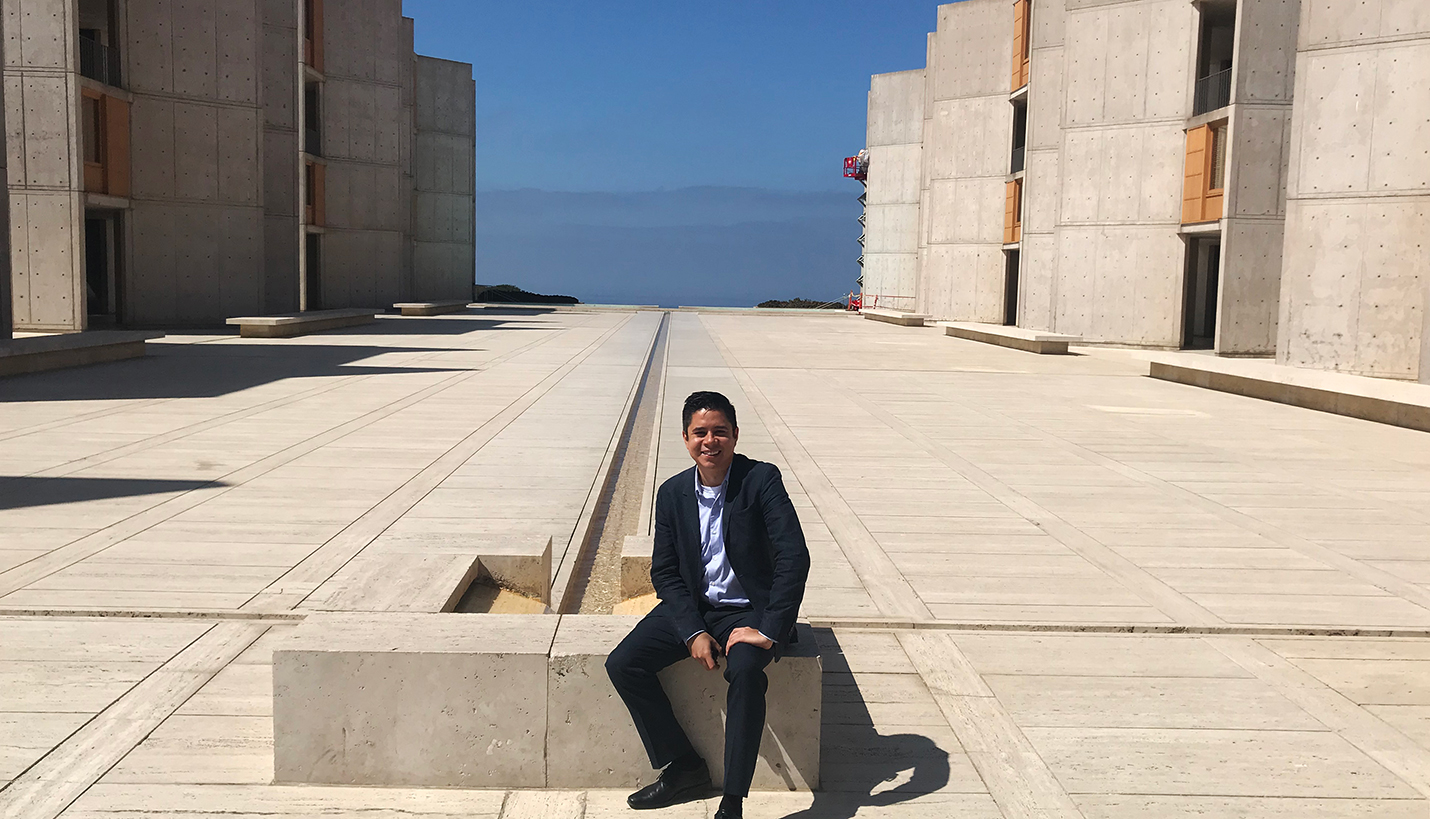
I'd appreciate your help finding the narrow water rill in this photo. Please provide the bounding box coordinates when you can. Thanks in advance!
[567,312,670,614]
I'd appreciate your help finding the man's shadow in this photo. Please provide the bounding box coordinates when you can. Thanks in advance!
[777,629,950,819]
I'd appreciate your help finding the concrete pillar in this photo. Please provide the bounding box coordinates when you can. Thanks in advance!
[0,29,9,340]
[413,55,475,303]
[5,0,86,332]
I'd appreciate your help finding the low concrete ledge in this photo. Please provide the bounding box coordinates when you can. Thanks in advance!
[274,613,821,790]
[0,331,162,377]
[226,308,378,338]
[862,308,928,327]
[393,300,472,316]
[621,535,654,600]
[274,613,556,788]
[944,322,1079,354]
[1146,354,1430,434]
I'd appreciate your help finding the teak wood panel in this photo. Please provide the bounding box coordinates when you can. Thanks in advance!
[1012,0,1031,91]
[1182,124,1224,224]
[306,161,326,226]
[103,95,130,198]
[304,0,324,72]
[1004,179,1022,244]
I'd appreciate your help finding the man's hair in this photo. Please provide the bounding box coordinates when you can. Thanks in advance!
[682,391,737,433]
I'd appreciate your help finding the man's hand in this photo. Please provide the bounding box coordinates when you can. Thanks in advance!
[725,626,774,654]
[688,632,720,671]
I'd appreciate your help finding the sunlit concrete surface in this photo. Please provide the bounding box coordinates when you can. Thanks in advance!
[3,309,1430,818]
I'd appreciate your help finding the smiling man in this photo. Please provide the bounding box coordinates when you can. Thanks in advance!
[606,391,810,819]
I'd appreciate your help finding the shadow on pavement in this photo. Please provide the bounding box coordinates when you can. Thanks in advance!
[0,475,223,510]
[0,343,473,402]
[779,629,951,818]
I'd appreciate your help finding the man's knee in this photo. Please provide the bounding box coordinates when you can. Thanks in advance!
[605,644,639,687]
[723,644,771,687]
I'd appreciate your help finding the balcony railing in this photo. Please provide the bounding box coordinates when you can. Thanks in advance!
[79,34,121,87]
[1010,144,1026,174]
[1193,67,1231,115]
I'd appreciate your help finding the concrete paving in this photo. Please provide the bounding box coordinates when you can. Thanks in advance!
[2,309,1429,817]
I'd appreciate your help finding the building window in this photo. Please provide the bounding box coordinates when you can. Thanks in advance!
[1012,0,1031,92]
[1010,102,1027,174]
[77,0,122,86]
[1209,123,1227,192]
[1193,8,1234,114]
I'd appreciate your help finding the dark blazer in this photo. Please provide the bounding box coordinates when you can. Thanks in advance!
[651,453,811,652]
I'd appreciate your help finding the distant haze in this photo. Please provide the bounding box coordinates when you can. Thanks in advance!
[476,187,863,307]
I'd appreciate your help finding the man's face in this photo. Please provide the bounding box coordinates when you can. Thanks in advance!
[683,409,738,478]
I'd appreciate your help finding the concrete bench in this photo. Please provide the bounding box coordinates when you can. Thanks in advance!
[273,613,821,790]
[0,331,162,377]
[226,308,378,338]
[944,321,1080,354]
[621,535,655,600]
[862,308,928,327]
[303,536,553,613]
[392,300,472,316]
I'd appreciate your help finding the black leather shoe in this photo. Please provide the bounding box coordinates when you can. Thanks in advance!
[626,759,712,810]
[713,808,742,819]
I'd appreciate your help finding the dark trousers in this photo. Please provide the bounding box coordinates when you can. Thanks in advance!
[605,602,774,797]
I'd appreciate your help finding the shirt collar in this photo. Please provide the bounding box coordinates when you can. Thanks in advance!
[694,468,728,498]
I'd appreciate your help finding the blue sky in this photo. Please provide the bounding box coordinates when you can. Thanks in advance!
[403,0,939,193]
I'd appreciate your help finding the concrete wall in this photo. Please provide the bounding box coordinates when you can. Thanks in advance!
[1216,0,1300,355]
[1052,0,1196,346]
[0,37,9,339]
[862,68,923,312]
[261,0,298,312]
[5,0,85,331]
[1279,0,1430,381]
[412,55,474,302]
[1018,0,1064,330]
[917,0,1011,323]
[319,0,411,309]
[125,0,266,326]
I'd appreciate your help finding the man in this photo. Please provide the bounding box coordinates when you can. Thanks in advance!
[606,391,810,819]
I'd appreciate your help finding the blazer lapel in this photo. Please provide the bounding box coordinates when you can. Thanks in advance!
[678,468,702,568]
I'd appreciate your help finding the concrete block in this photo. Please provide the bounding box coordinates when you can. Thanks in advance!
[863,308,929,327]
[944,322,1079,354]
[393,300,470,316]
[304,554,480,613]
[621,535,654,600]
[272,613,557,788]
[364,535,552,603]
[225,308,377,338]
[547,616,822,791]
[0,331,163,377]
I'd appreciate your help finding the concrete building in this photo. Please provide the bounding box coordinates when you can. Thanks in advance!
[861,0,1427,381]
[3,0,475,333]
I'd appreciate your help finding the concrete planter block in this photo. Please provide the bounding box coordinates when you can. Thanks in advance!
[944,322,1079,354]
[621,535,655,600]
[393,300,472,316]
[363,535,552,604]
[273,613,557,788]
[226,309,378,338]
[863,308,928,327]
[303,554,481,613]
[547,616,822,791]
[0,331,162,377]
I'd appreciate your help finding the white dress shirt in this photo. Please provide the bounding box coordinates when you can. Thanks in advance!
[696,470,749,607]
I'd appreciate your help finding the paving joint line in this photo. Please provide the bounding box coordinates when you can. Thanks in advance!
[807,617,1430,638]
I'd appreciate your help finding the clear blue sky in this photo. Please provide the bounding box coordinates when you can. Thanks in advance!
[403,1,940,193]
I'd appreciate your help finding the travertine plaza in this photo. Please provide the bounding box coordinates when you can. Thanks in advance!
[3,307,1430,818]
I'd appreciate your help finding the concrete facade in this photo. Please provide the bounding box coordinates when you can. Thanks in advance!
[1278,2,1430,381]
[413,56,476,303]
[864,0,1430,377]
[861,68,923,312]
[3,0,475,331]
